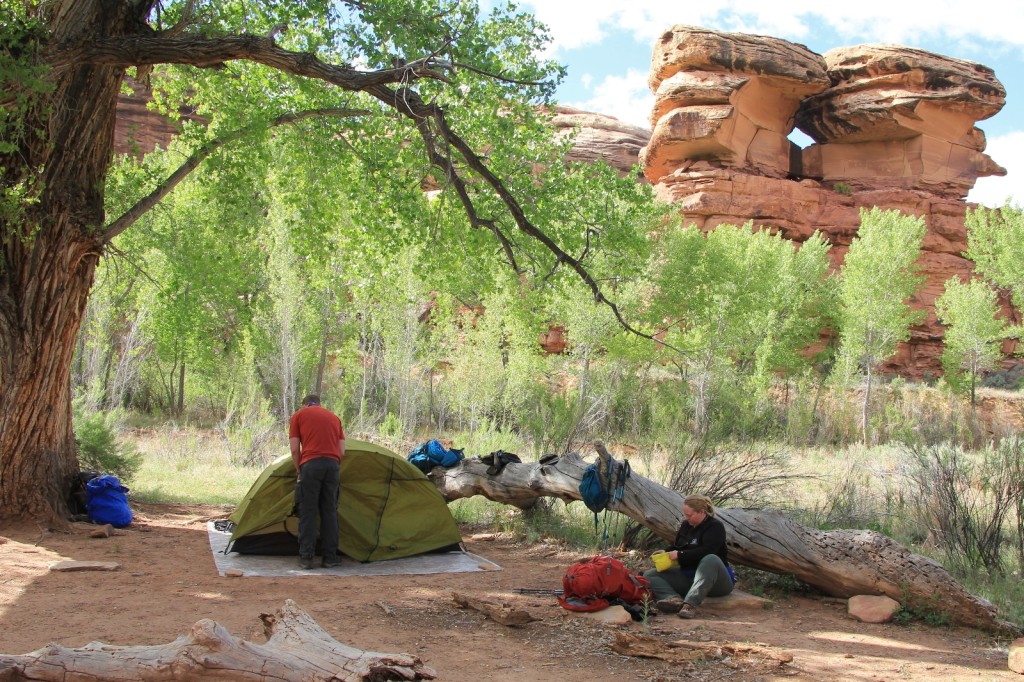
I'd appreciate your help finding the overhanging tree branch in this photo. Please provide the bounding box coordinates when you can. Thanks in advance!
[50,34,453,89]
[366,83,685,353]
[102,107,370,242]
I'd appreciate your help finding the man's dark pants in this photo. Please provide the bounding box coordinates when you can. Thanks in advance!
[297,456,340,561]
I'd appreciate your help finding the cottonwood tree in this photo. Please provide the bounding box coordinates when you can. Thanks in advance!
[965,202,1024,313]
[834,207,926,444]
[935,277,1013,406]
[644,222,833,437]
[0,1,655,521]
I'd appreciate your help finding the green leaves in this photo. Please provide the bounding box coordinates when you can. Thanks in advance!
[965,202,1024,310]
[835,207,927,380]
[935,277,1012,400]
[642,221,834,434]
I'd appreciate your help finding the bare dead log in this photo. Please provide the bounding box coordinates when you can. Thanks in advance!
[610,631,795,666]
[669,638,795,665]
[609,632,705,664]
[430,442,1012,633]
[0,600,434,681]
[450,592,538,626]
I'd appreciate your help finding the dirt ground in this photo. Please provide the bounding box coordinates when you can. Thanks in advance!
[0,503,1018,681]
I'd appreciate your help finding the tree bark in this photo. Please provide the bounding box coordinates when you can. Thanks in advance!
[0,599,435,681]
[427,443,1012,633]
[0,1,150,522]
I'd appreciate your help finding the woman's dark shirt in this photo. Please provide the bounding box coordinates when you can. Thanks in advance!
[669,514,729,569]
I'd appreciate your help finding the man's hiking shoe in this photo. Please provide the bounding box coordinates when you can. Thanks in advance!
[677,603,699,619]
[322,557,342,569]
[299,557,314,570]
[656,597,685,614]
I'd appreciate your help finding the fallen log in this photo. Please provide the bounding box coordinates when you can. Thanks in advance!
[450,592,539,626]
[431,442,1012,633]
[0,600,435,681]
[610,631,795,666]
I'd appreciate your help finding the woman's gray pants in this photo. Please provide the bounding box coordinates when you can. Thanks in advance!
[643,554,734,606]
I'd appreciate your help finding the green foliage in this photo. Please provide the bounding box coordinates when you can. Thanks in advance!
[966,202,1024,309]
[130,426,264,504]
[644,222,834,436]
[0,5,51,237]
[379,412,403,440]
[73,403,142,484]
[833,182,852,195]
[836,207,927,381]
[935,277,1011,402]
[834,207,927,443]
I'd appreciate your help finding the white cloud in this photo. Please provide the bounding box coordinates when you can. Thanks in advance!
[968,131,1024,208]
[567,68,654,129]
[517,0,1024,57]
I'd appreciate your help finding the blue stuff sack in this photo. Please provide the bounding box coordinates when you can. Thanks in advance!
[407,439,465,474]
[86,474,133,527]
[578,463,609,513]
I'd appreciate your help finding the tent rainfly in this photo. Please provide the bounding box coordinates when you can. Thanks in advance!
[227,439,463,561]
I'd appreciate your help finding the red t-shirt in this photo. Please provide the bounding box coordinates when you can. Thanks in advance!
[289,405,345,467]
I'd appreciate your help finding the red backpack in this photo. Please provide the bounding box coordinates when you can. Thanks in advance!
[558,555,652,612]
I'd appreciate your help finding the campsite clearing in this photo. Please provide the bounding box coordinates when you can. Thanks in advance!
[0,502,1018,681]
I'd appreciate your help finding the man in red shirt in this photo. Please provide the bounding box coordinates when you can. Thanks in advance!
[289,394,346,569]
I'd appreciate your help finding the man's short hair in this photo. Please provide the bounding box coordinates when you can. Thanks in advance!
[301,394,321,406]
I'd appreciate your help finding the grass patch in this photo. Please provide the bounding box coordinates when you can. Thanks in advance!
[130,426,263,505]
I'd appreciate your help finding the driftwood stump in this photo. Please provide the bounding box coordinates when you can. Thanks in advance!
[0,600,435,681]
[430,442,1011,633]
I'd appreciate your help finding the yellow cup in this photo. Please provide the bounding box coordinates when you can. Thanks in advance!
[652,551,674,572]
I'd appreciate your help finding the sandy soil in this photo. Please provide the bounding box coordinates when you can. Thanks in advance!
[0,503,1017,681]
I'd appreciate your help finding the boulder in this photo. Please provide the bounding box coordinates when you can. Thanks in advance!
[701,589,772,613]
[848,594,901,623]
[1009,637,1024,674]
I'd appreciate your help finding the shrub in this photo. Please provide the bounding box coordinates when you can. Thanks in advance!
[74,407,142,484]
[665,438,800,508]
[901,441,1024,576]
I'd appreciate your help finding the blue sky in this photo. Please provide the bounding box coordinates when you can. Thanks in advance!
[506,1,1022,208]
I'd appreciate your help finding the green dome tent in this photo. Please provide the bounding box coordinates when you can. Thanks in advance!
[227,439,462,561]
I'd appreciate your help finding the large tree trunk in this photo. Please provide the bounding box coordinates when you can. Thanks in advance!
[428,443,1012,633]
[0,1,151,522]
[0,599,435,681]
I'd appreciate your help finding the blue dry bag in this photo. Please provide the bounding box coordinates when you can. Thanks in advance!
[407,439,465,474]
[86,474,133,527]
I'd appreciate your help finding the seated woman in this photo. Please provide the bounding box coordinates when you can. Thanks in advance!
[643,494,735,618]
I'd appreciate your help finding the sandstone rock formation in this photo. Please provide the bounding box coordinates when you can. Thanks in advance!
[550,105,650,177]
[847,594,901,624]
[642,25,830,182]
[798,45,1006,198]
[638,26,1016,378]
[114,77,199,158]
